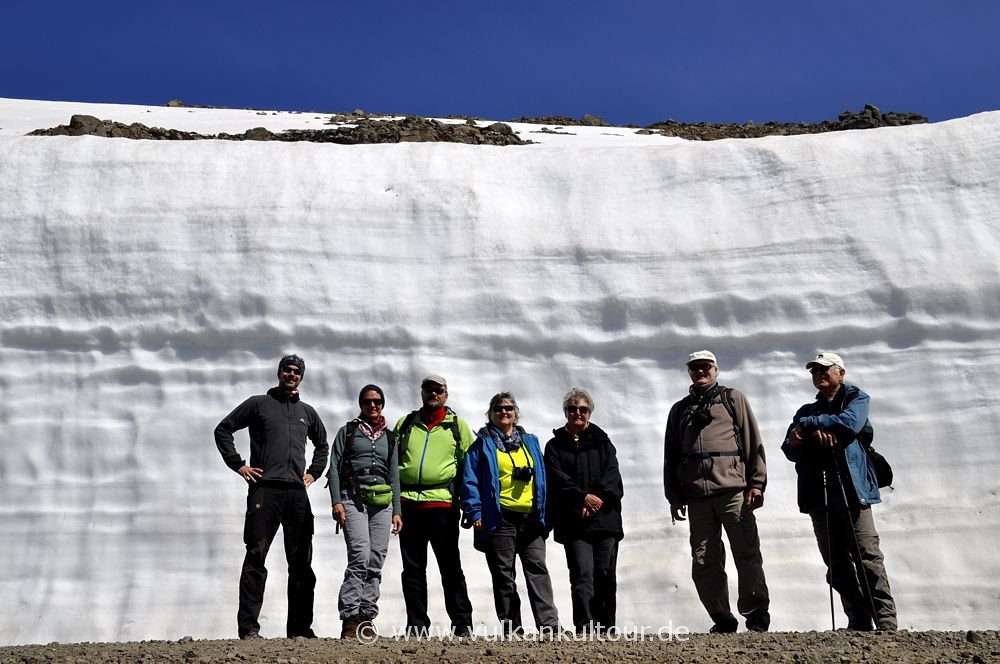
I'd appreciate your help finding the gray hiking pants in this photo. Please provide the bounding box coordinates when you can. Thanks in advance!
[338,488,393,619]
[687,489,770,618]
[483,510,559,632]
[809,505,897,630]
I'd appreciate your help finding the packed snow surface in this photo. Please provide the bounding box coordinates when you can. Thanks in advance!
[1,97,999,644]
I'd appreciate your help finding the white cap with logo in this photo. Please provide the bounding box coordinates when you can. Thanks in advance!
[806,352,845,370]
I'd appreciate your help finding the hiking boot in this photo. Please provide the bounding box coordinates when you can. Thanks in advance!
[453,624,474,637]
[500,621,524,638]
[845,612,874,632]
[709,612,738,634]
[239,632,263,640]
[288,629,317,639]
[340,615,361,639]
[745,609,771,633]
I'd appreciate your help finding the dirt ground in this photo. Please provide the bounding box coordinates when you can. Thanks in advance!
[1,630,997,664]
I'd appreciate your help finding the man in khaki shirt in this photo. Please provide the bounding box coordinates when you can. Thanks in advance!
[664,350,770,633]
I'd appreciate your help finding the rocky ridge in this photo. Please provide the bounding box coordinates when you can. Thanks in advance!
[516,104,928,139]
[27,104,927,144]
[28,114,527,146]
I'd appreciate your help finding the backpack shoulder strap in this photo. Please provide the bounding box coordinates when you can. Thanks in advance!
[719,387,745,458]
[397,410,419,460]
[442,410,463,446]
[339,420,360,477]
[385,428,396,457]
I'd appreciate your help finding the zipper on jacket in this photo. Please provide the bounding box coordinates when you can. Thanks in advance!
[416,426,431,496]
[286,400,296,483]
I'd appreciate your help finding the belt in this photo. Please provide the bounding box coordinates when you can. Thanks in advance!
[400,480,452,491]
[343,473,388,487]
[682,450,740,460]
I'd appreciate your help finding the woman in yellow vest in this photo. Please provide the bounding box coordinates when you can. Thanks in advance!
[460,392,561,636]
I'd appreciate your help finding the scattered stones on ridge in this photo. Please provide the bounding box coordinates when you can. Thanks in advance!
[28,114,529,146]
[512,114,610,126]
[640,104,928,140]
[516,104,928,140]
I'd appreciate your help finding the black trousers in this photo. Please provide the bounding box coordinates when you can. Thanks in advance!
[398,503,473,630]
[564,535,619,632]
[237,484,316,638]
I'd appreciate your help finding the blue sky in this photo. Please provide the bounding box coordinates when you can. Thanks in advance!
[3,1,998,125]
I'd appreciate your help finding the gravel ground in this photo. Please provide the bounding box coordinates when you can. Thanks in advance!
[2,630,997,664]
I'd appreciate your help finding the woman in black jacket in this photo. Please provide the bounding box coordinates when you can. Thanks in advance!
[544,387,624,634]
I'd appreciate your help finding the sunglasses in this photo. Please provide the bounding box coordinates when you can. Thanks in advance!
[280,366,302,376]
[688,363,714,372]
[361,398,384,406]
[565,405,590,415]
[809,366,834,375]
[492,405,515,413]
[422,385,446,395]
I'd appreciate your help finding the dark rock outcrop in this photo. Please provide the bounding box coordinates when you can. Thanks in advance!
[644,104,928,141]
[512,114,610,127]
[29,115,529,146]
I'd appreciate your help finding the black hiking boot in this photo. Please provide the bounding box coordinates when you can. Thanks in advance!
[709,612,739,633]
[745,609,771,632]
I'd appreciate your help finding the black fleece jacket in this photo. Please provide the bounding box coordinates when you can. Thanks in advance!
[215,387,329,485]
[544,423,625,544]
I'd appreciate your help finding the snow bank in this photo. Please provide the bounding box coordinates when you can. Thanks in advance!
[1,98,998,643]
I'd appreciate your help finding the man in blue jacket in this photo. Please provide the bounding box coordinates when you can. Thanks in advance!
[215,354,329,640]
[781,352,897,631]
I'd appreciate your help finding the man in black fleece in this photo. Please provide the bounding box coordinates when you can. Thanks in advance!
[215,354,329,640]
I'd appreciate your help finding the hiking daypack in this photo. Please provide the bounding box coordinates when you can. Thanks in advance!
[397,409,463,458]
[396,409,464,497]
[338,420,396,483]
[857,422,893,488]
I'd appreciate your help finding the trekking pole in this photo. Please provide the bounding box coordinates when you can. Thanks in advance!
[829,448,880,630]
[822,469,836,631]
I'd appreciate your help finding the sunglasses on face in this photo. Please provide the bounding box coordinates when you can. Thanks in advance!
[688,363,714,373]
[809,366,833,375]
[565,405,590,415]
[361,398,384,406]
[492,405,515,413]
[422,385,446,395]
[280,367,302,376]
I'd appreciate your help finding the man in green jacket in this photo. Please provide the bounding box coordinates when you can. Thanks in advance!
[394,374,475,636]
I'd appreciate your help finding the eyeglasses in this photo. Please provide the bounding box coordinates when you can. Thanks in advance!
[422,385,446,395]
[492,405,515,413]
[565,405,590,415]
[361,398,384,406]
[280,367,302,376]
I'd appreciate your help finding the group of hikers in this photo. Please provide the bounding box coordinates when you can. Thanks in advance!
[214,350,896,640]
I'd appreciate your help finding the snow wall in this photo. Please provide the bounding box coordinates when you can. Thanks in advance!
[1,100,999,643]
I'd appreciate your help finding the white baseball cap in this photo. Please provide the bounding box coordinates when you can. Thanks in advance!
[686,350,718,367]
[806,352,845,370]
